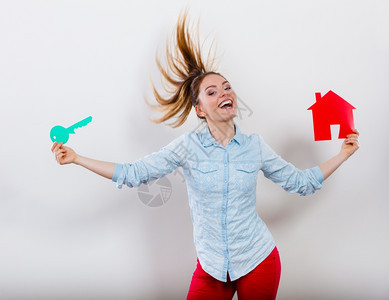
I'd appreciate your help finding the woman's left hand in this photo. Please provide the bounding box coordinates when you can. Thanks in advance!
[341,129,360,158]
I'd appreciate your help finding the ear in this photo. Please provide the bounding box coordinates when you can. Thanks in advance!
[195,105,206,117]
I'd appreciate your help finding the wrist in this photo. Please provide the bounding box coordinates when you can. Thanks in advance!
[74,154,82,165]
[339,150,350,161]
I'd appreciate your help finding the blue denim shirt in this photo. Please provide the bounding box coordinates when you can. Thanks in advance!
[112,123,324,282]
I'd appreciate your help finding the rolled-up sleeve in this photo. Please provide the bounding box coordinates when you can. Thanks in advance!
[257,134,323,196]
[112,133,187,189]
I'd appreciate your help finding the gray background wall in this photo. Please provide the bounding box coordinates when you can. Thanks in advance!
[1,0,388,299]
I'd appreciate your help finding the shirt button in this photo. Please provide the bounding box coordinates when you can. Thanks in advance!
[224,179,227,183]
[224,164,227,167]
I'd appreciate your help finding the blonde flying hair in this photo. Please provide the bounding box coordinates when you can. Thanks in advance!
[146,11,221,128]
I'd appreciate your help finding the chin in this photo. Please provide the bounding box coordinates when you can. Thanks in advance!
[221,113,237,121]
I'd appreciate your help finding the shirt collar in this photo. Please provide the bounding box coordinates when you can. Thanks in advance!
[199,122,244,147]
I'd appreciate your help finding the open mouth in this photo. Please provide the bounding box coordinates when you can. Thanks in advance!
[218,99,234,110]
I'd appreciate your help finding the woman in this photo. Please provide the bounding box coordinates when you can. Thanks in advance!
[51,12,359,300]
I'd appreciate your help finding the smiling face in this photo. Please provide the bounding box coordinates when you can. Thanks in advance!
[195,74,237,123]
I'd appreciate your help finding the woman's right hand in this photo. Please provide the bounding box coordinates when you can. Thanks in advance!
[51,142,78,165]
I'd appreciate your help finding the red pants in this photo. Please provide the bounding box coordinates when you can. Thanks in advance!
[187,247,281,300]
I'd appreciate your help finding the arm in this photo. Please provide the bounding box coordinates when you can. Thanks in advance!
[51,142,115,180]
[258,129,360,195]
[319,129,360,181]
[259,135,323,196]
[51,133,185,188]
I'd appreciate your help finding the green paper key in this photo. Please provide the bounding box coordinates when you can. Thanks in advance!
[50,116,92,144]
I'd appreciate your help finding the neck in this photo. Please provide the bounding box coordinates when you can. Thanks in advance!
[207,120,236,147]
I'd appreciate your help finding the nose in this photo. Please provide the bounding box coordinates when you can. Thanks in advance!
[220,88,230,98]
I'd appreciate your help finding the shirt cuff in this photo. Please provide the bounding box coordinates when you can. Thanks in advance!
[311,166,324,184]
[112,164,123,183]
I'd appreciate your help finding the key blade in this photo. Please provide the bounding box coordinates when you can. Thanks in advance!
[67,116,93,134]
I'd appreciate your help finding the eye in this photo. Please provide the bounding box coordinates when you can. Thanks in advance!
[208,91,216,96]
[224,86,231,90]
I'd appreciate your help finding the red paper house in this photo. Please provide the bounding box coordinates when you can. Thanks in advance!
[307,90,356,141]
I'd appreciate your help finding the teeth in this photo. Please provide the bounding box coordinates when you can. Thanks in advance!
[219,100,232,108]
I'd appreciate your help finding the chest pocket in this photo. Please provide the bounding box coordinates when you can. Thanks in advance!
[233,163,259,192]
[190,163,219,193]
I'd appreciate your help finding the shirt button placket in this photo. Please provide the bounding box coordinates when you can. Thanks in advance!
[222,149,229,266]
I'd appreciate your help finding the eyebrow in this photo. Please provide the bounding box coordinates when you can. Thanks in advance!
[205,81,229,91]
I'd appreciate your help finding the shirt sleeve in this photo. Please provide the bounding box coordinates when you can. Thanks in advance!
[112,133,187,189]
[257,134,323,196]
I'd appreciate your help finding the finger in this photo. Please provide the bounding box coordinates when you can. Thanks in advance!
[346,138,360,148]
[53,142,64,153]
[54,144,68,156]
[350,134,360,141]
[53,147,65,155]
[350,135,360,143]
[57,154,67,164]
[53,143,61,154]
[55,154,61,163]
[56,148,66,155]
[347,130,359,138]
[346,136,358,142]
[345,140,352,145]
[55,153,62,162]
[55,149,66,161]
[347,132,359,137]
[345,138,356,145]
[346,135,359,141]
[51,142,58,152]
